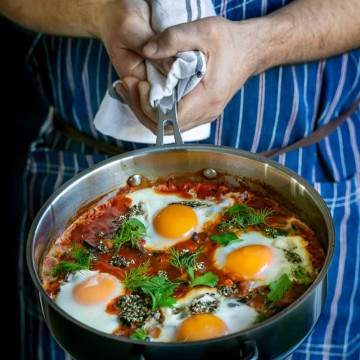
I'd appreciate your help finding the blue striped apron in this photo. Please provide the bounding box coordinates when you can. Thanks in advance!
[19,0,360,359]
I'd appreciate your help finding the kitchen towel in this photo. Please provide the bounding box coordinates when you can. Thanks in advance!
[94,0,216,144]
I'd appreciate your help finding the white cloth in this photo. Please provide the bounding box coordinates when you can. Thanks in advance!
[94,0,216,144]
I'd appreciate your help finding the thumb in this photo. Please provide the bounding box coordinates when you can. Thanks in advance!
[142,22,204,59]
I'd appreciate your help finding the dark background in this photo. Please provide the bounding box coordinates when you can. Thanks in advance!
[1,15,47,356]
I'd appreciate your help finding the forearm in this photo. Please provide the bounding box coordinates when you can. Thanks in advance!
[0,0,106,37]
[242,0,360,74]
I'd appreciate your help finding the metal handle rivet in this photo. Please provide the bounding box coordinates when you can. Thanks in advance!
[202,168,218,179]
[127,174,142,186]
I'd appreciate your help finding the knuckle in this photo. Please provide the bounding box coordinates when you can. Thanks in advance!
[106,39,122,62]
[120,16,132,30]
[147,119,158,134]
[178,115,190,132]
[200,19,218,40]
[162,27,178,47]
[209,109,223,120]
[144,106,154,119]
[203,17,229,43]
[205,23,216,38]
[209,97,225,115]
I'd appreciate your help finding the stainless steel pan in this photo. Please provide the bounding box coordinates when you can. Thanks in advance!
[27,144,334,360]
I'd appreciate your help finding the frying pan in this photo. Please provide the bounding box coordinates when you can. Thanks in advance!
[27,97,334,360]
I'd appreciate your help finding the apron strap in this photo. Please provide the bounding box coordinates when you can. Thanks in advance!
[260,97,360,158]
[53,98,359,157]
[53,114,124,156]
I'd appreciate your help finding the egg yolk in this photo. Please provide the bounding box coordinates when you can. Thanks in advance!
[224,245,273,280]
[176,314,228,341]
[73,274,118,305]
[153,204,198,239]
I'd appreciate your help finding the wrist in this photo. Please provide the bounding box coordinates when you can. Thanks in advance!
[232,15,295,76]
[89,0,116,38]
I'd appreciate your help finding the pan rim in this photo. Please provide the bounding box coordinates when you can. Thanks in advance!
[26,144,335,348]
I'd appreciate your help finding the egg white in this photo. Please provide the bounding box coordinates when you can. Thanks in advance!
[154,287,258,342]
[55,270,124,333]
[214,231,313,288]
[127,188,232,250]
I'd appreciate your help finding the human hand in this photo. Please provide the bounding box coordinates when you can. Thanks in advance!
[96,0,155,80]
[95,0,174,130]
[119,16,268,133]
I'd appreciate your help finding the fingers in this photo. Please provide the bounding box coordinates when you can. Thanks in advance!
[138,81,156,121]
[111,49,147,80]
[115,77,157,133]
[117,78,218,135]
[137,81,174,135]
[118,78,188,136]
[143,21,206,59]
[177,84,220,132]
[150,57,175,76]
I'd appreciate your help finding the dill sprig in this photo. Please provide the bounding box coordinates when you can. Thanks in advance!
[130,328,148,341]
[123,263,151,289]
[113,218,147,250]
[169,201,210,208]
[218,204,272,231]
[169,248,201,280]
[292,266,313,285]
[52,246,95,277]
[169,248,218,287]
[124,263,179,309]
[263,226,288,238]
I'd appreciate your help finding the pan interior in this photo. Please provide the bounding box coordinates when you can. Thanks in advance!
[28,146,334,345]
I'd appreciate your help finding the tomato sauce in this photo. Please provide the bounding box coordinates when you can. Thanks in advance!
[41,172,326,339]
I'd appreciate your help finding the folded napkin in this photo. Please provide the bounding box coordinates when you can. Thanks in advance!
[94,0,216,144]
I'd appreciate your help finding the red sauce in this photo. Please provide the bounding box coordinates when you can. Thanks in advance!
[42,173,326,339]
[64,195,132,247]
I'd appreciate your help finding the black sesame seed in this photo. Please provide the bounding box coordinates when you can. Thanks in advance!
[118,295,151,326]
[189,293,219,314]
[218,284,239,297]
[110,255,135,268]
[95,231,106,239]
[227,302,240,308]
[96,240,108,254]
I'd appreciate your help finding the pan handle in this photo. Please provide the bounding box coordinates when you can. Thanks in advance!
[239,341,258,360]
[110,82,183,146]
[155,93,184,146]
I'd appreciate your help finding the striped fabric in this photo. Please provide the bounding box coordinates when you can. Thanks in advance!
[18,0,359,359]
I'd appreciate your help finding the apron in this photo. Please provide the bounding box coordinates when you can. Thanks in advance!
[19,0,360,359]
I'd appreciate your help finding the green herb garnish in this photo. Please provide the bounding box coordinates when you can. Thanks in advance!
[284,250,302,264]
[292,266,313,285]
[190,272,219,287]
[267,274,292,302]
[210,232,242,246]
[169,201,210,208]
[124,263,179,310]
[51,262,87,277]
[169,248,201,280]
[218,204,272,231]
[264,227,288,238]
[255,313,269,324]
[52,246,95,277]
[226,204,251,217]
[113,218,147,250]
[169,248,218,287]
[130,328,148,341]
